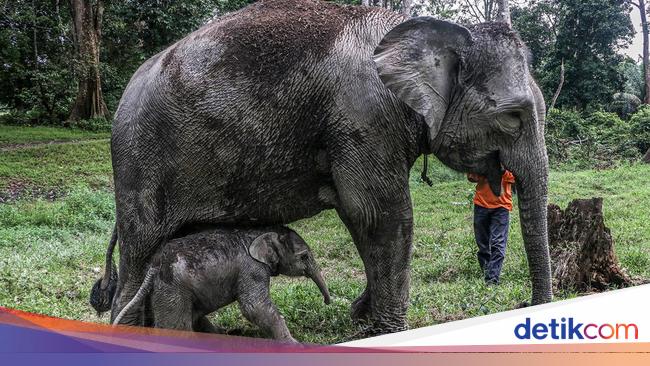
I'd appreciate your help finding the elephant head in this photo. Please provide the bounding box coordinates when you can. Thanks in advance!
[374,18,552,305]
[249,229,331,305]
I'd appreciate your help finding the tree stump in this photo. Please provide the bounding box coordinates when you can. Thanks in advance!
[547,198,631,292]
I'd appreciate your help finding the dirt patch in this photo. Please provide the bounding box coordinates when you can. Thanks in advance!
[0,180,65,203]
[547,197,633,292]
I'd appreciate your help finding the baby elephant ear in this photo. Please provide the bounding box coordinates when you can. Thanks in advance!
[249,232,280,271]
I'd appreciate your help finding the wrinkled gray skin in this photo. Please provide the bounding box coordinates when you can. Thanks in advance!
[111,0,551,335]
[113,227,330,343]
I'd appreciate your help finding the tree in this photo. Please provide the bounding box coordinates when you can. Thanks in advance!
[412,0,458,19]
[538,0,634,109]
[0,0,78,124]
[401,0,412,15]
[511,1,558,72]
[628,0,650,104]
[68,0,108,121]
[496,0,511,24]
[459,0,498,23]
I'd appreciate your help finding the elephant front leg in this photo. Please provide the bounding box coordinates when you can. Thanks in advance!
[238,294,296,343]
[194,316,226,334]
[336,205,413,335]
[338,201,414,335]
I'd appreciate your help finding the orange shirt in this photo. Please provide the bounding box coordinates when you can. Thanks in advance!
[468,171,516,211]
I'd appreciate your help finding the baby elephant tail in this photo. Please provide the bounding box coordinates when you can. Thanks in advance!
[89,225,119,315]
[112,265,158,326]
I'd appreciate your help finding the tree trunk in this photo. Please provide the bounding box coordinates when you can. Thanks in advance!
[548,58,565,112]
[68,0,108,121]
[639,0,650,104]
[547,198,632,292]
[496,0,511,25]
[401,0,412,15]
[362,0,370,6]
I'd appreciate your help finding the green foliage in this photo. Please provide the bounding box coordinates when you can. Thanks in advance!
[629,105,650,153]
[0,0,77,124]
[513,0,635,110]
[413,0,459,19]
[67,118,112,133]
[618,58,645,98]
[609,92,642,119]
[1,0,253,125]
[584,111,639,159]
[538,0,633,109]
[511,2,556,73]
[545,108,642,168]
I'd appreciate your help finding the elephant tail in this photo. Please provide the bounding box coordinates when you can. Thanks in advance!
[112,265,158,326]
[90,224,119,315]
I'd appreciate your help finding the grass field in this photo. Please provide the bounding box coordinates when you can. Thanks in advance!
[0,125,109,148]
[1,124,649,344]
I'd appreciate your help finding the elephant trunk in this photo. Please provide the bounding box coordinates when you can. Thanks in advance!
[308,263,331,305]
[511,150,553,305]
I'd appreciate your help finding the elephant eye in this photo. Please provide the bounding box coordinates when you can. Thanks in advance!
[496,111,522,134]
[507,111,521,120]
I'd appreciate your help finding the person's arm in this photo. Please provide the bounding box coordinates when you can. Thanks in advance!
[504,171,516,195]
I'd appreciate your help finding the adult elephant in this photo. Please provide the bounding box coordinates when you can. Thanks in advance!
[110,0,552,334]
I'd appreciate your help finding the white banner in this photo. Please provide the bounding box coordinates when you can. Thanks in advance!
[341,284,650,347]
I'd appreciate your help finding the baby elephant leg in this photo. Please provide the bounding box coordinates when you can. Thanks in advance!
[193,316,226,334]
[238,297,296,343]
[151,285,193,331]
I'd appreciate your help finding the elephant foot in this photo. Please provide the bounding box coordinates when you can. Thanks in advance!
[350,290,371,321]
[350,320,408,340]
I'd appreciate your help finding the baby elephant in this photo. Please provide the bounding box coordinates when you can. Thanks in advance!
[114,227,330,342]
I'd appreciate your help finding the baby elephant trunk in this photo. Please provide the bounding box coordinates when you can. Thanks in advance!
[308,264,331,305]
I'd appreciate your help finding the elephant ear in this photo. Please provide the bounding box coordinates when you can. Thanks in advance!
[373,17,472,140]
[249,232,280,273]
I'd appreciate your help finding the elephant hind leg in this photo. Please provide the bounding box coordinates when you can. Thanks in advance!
[110,226,168,325]
[152,285,193,331]
[336,208,372,321]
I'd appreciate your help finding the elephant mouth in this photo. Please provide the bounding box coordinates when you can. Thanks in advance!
[484,153,505,197]
[467,151,504,197]
[431,132,505,197]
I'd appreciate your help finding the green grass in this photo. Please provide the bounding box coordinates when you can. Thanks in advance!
[0,124,109,147]
[0,140,113,191]
[0,127,649,344]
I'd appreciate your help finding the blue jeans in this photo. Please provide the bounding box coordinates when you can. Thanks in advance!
[473,205,510,284]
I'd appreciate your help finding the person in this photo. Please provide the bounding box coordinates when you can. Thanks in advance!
[467,169,516,285]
